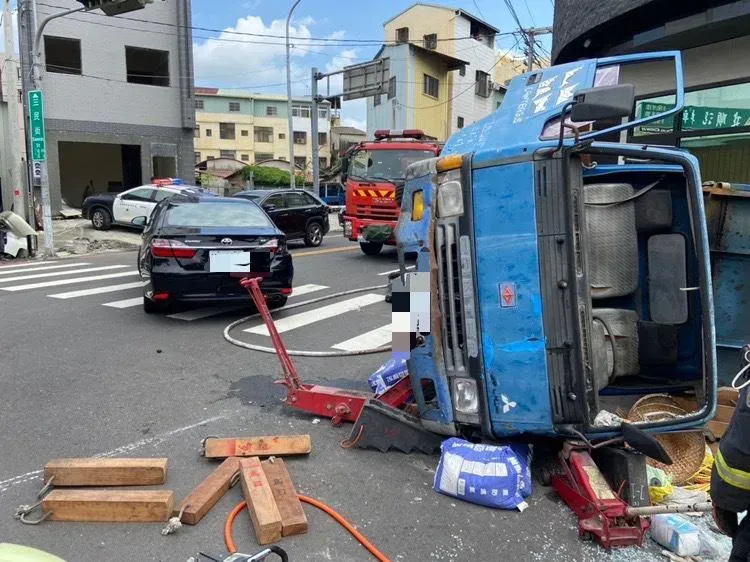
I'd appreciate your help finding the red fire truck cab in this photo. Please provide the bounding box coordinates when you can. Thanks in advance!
[340,129,441,255]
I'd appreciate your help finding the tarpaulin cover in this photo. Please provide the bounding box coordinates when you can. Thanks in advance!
[360,224,393,243]
[368,357,408,395]
[434,438,532,511]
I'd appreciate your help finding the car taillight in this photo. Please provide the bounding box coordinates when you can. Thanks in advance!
[151,239,197,259]
[259,238,284,254]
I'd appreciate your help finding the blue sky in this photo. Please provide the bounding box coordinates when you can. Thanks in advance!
[190,0,554,129]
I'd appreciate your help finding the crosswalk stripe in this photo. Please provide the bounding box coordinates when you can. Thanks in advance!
[0,260,62,270]
[244,293,383,336]
[377,266,414,276]
[0,262,92,276]
[48,281,147,299]
[331,323,392,351]
[102,297,142,309]
[0,265,128,284]
[1,271,138,292]
[167,284,330,322]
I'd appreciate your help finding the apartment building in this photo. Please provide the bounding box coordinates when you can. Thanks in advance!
[18,0,195,210]
[367,3,501,139]
[193,90,332,174]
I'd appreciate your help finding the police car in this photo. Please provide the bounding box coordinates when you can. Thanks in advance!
[81,179,209,231]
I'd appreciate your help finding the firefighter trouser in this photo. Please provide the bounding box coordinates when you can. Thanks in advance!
[731,513,750,562]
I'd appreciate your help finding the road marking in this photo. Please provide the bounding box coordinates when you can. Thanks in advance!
[48,281,148,299]
[166,284,330,321]
[102,296,142,309]
[1,271,138,292]
[0,262,92,276]
[332,323,393,351]
[292,246,359,257]
[245,293,383,336]
[0,264,128,283]
[377,266,415,276]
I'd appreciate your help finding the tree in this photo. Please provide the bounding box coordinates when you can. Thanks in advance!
[241,166,304,187]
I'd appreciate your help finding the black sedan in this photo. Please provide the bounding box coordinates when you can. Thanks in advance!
[135,193,293,314]
[233,189,329,247]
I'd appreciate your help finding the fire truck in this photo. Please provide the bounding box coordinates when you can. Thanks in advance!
[339,129,441,255]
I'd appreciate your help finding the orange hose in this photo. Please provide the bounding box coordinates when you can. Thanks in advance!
[224,495,391,562]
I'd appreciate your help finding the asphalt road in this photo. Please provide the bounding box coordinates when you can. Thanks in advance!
[0,232,680,562]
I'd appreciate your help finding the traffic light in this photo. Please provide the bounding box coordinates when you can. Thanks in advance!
[76,0,153,16]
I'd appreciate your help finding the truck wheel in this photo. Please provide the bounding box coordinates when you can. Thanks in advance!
[304,222,323,247]
[91,208,112,231]
[360,241,383,256]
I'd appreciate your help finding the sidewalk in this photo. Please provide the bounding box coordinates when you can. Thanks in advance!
[52,218,141,256]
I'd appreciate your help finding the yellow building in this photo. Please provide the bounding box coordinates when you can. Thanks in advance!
[194,88,331,172]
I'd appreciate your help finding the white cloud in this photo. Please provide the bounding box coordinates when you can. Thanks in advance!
[340,98,367,132]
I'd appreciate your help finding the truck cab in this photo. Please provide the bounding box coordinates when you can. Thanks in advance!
[340,129,441,256]
[395,51,717,442]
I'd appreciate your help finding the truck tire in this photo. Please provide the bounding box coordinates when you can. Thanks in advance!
[360,241,383,256]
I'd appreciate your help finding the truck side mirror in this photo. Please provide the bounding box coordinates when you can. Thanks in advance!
[340,156,349,182]
[570,84,635,122]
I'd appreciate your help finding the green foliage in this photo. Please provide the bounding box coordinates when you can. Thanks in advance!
[241,166,304,186]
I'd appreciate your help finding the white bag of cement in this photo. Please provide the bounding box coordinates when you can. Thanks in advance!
[650,514,702,557]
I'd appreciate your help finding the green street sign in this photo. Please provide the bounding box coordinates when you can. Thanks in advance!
[636,101,750,134]
[28,89,46,161]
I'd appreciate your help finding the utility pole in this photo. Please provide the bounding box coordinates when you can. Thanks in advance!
[521,26,553,72]
[285,0,301,189]
[310,66,319,193]
[4,0,25,222]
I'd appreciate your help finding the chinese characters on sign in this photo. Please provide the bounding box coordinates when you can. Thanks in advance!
[637,101,750,133]
[28,90,46,161]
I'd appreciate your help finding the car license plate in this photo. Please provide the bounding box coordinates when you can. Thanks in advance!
[209,250,251,273]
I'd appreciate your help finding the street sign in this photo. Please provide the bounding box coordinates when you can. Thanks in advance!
[342,58,390,101]
[28,89,46,162]
[636,101,750,134]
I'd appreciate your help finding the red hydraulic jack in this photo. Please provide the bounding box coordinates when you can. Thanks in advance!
[551,441,713,549]
[240,277,412,426]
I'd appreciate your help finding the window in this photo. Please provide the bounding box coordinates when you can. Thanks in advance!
[318,107,328,119]
[284,192,309,208]
[254,126,273,143]
[292,105,311,118]
[459,66,466,77]
[266,106,278,116]
[195,99,204,110]
[125,46,169,87]
[319,157,327,169]
[293,131,307,145]
[457,116,464,129]
[206,128,212,137]
[264,194,285,208]
[423,74,439,98]
[349,149,436,181]
[396,27,409,43]
[241,130,249,137]
[374,94,381,106]
[318,132,327,146]
[44,36,81,75]
[122,188,154,202]
[165,202,273,228]
[294,156,307,169]
[423,33,437,50]
[279,133,286,140]
[220,150,236,159]
[475,71,490,98]
[206,155,215,160]
[388,76,396,100]
[255,152,274,162]
[241,154,250,162]
[194,125,200,138]
[194,152,201,164]
[154,189,177,202]
[228,102,240,112]
[219,123,235,140]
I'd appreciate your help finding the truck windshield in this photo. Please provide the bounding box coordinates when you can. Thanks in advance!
[349,149,435,182]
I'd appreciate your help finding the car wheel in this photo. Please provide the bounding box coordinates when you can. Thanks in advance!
[91,208,112,231]
[268,295,288,309]
[304,222,323,247]
[143,295,162,314]
[360,241,383,256]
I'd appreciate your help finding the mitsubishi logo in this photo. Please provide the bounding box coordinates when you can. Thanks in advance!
[501,394,517,414]
[221,238,233,245]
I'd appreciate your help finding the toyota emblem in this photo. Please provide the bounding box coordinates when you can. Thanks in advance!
[221,238,233,245]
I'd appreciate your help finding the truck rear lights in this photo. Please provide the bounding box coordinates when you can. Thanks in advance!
[151,239,197,259]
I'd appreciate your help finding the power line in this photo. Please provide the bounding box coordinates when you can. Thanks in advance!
[521,0,536,26]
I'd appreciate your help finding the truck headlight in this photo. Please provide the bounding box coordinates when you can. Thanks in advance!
[436,169,463,218]
[453,377,478,414]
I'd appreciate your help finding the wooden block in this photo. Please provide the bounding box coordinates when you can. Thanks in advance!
[707,420,729,439]
[174,457,240,525]
[716,404,736,424]
[718,387,740,407]
[41,489,174,522]
[261,459,307,537]
[204,436,311,459]
[43,458,168,487]
[238,457,282,545]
